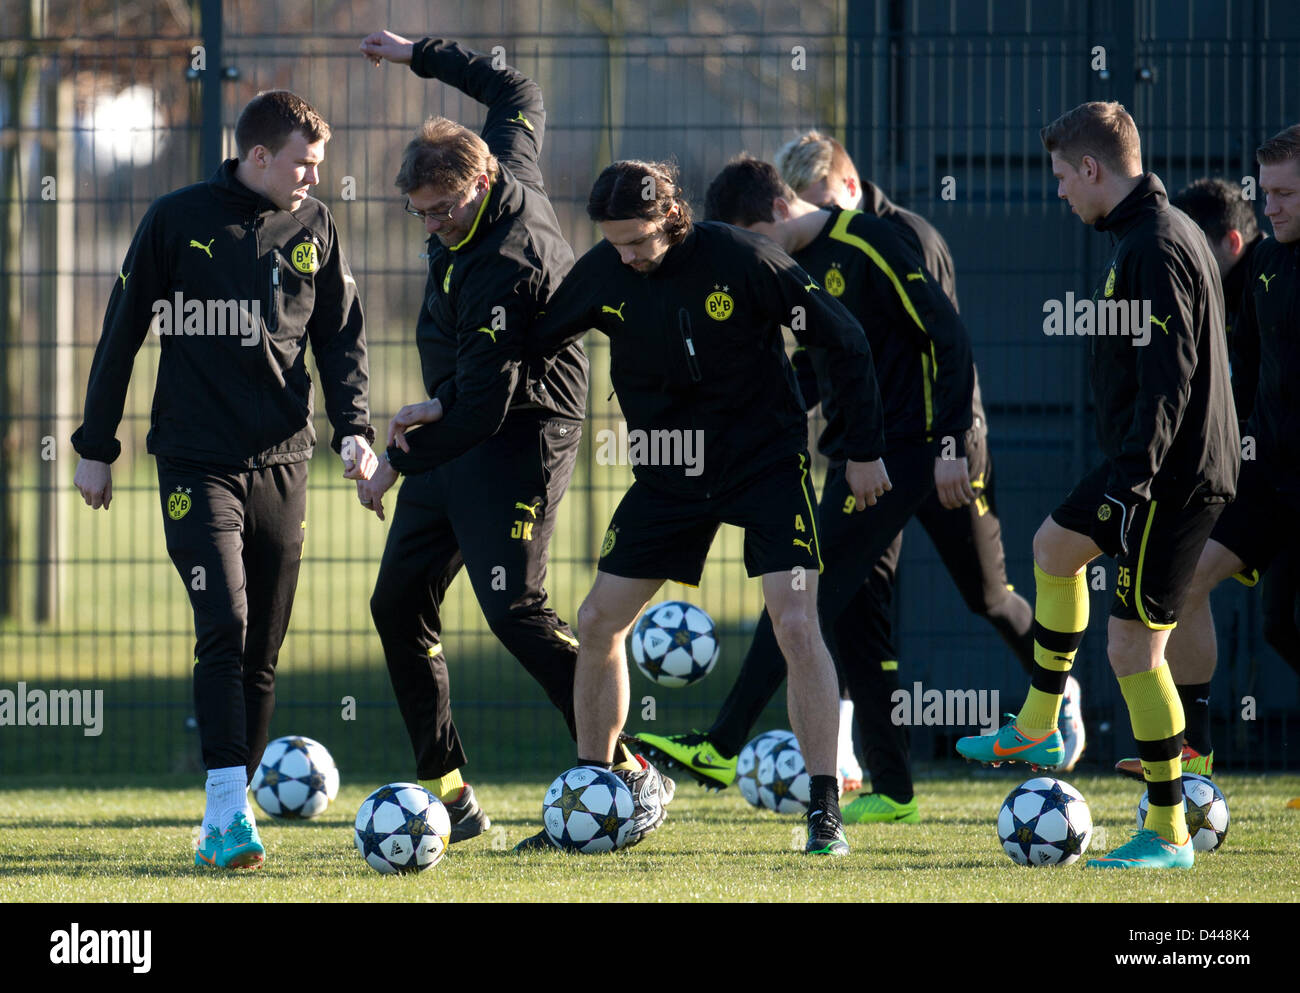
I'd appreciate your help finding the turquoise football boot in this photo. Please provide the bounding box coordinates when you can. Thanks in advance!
[217,811,265,869]
[955,715,1064,768]
[1085,828,1194,869]
[194,822,222,868]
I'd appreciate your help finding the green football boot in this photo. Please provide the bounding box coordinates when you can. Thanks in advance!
[955,715,1063,769]
[1114,744,1213,781]
[631,731,736,790]
[1085,829,1194,869]
[841,792,920,824]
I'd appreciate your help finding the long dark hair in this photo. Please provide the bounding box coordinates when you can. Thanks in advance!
[586,159,692,245]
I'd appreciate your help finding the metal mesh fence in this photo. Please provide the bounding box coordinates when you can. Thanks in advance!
[1,0,1296,779]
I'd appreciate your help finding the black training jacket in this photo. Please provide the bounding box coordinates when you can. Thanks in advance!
[1237,235,1300,499]
[72,160,372,468]
[793,206,973,460]
[386,38,588,475]
[1223,234,1264,422]
[1089,173,1238,504]
[860,180,990,446]
[528,221,886,500]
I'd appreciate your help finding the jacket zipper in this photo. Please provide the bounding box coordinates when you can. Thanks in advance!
[268,253,281,334]
[677,308,708,496]
[678,307,702,383]
[252,217,266,469]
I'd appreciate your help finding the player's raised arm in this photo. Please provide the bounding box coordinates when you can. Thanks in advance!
[364,31,548,190]
[411,38,546,186]
[71,201,171,507]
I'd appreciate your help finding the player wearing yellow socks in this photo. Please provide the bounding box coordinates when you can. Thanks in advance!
[957,102,1238,869]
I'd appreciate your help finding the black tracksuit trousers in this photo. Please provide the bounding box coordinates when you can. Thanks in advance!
[370,413,582,779]
[158,456,308,780]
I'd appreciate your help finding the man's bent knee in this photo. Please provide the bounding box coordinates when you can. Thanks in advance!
[1033,517,1095,576]
[1106,616,1166,675]
[1187,539,1246,602]
[768,603,820,660]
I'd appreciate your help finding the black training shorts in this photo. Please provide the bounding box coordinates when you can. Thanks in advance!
[597,452,822,586]
[1052,463,1223,629]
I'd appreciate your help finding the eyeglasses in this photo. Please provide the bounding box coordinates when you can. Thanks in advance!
[404,185,473,223]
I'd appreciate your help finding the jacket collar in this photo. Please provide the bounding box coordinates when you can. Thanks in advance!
[860,179,894,217]
[809,204,843,248]
[447,167,524,253]
[1224,233,1264,303]
[650,225,699,279]
[208,158,280,216]
[1095,172,1168,238]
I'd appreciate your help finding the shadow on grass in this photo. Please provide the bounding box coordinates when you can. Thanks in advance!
[1,661,801,781]
[4,816,197,830]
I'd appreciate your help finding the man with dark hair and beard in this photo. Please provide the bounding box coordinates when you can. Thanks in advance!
[634,154,975,830]
[513,159,892,855]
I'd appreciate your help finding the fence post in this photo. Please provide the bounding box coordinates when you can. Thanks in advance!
[0,4,37,622]
[199,0,224,177]
[35,71,74,622]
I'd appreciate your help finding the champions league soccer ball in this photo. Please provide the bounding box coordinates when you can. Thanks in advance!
[997,777,1093,866]
[756,733,810,814]
[354,783,451,874]
[542,766,636,853]
[630,601,720,688]
[250,735,340,819]
[1137,773,1229,852]
[736,730,798,808]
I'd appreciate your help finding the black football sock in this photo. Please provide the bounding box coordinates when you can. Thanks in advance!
[808,775,840,818]
[1177,682,1213,755]
[578,757,612,770]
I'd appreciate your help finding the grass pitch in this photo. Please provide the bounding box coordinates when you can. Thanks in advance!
[2,770,1297,903]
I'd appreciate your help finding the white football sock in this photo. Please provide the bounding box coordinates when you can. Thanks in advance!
[837,699,856,757]
[206,766,252,832]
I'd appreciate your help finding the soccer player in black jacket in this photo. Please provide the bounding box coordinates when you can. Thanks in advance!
[957,102,1239,869]
[1152,127,1300,780]
[515,159,892,855]
[357,32,613,843]
[1108,176,1269,780]
[72,91,377,869]
[637,156,976,827]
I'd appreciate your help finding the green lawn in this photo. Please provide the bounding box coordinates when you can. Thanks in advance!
[2,771,1297,902]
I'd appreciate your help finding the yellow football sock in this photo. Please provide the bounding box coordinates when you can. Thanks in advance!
[420,769,464,803]
[1119,663,1189,846]
[1017,564,1089,736]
